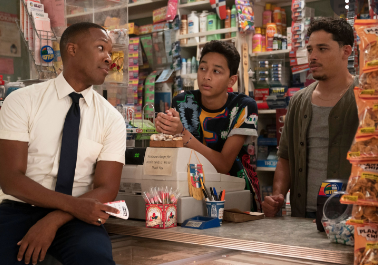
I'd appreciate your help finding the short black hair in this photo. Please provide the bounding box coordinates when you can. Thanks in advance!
[60,22,106,62]
[200,40,240,76]
[307,18,354,47]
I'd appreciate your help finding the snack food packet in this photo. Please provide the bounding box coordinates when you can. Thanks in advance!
[354,19,378,71]
[353,223,378,265]
[348,137,378,162]
[341,162,378,205]
[355,87,378,138]
[349,205,378,224]
[358,69,378,98]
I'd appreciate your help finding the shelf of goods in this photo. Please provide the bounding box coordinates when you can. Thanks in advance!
[258,109,276,114]
[254,0,322,7]
[177,27,238,40]
[250,49,290,57]
[180,37,236,48]
[256,167,276,172]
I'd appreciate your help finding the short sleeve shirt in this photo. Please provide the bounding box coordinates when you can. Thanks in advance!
[172,90,258,178]
[0,73,126,202]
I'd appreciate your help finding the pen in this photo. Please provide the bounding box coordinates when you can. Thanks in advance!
[213,187,218,201]
[202,189,209,201]
[200,179,208,198]
[210,187,214,201]
[219,191,223,200]
[221,189,225,201]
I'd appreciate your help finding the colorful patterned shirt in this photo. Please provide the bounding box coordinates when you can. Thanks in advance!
[172,90,261,211]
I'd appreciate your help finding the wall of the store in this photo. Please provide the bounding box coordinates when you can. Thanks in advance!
[0,0,31,82]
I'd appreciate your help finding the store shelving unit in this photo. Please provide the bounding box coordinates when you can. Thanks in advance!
[254,0,321,7]
[250,49,290,57]
[258,109,276,114]
[256,167,276,172]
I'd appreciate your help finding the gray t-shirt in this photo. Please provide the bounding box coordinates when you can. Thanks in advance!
[306,103,333,212]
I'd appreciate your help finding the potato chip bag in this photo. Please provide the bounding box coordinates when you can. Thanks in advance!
[355,87,378,138]
[353,223,378,265]
[342,163,378,206]
[355,20,378,71]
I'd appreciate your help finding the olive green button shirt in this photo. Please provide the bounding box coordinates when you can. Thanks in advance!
[277,77,359,217]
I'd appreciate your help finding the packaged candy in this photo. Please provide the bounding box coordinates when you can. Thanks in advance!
[350,205,378,224]
[166,0,177,22]
[359,69,378,98]
[354,87,378,138]
[354,20,378,71]
[236,0,254,32]
[341,162,378,205]
[353,223,378,265]
[323,220,354,246]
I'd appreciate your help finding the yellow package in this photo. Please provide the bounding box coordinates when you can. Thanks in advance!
[341,163,378,206]
[354,223,378,265]
[355,20,378,71]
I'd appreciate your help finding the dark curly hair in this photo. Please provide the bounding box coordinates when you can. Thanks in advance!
[60,22,106,62]
[200,40,240,76]
[307,18,354,47]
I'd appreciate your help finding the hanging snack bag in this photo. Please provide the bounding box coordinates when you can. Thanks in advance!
[355,87,378,138]
[359,68,378,98]
[354,19,378,71]
[341,163,378,205]
[353,223,378,265]
[348,137,378,162]
[350,205,378,224]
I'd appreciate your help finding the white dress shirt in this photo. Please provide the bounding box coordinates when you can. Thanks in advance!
[0,73,126,202]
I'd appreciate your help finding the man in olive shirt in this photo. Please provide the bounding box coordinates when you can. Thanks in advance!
[262,18,359,218]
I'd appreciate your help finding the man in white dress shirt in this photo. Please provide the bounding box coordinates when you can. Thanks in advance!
[0,22,126,265]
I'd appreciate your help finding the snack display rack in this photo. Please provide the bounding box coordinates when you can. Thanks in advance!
[16,0,59,80]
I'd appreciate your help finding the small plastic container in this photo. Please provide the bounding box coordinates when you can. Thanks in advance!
[206,201,225,225]
[322,191,354,246]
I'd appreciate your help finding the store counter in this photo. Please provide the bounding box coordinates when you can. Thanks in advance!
[105,216,353,264]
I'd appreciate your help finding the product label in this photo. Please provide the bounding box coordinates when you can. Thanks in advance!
[189,22,193,26]
[360,127,376,133]
[373,104,378,111]
[350,219,364,224]
[364,27,378,36]
[349,151,361,157]
[362,172,378,181]
[231,14,235,19]
[367,243,378,249]
[361,89,375,95]
[358,226,378,240]
[208,20,213,25]
[343,195,358,202]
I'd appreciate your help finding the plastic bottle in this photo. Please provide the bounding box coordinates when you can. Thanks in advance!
[273,7,282,24]
[281,8,286,25]
[262,3,272,28]
[180,15,188,45]
[225,7,231,38]
[199,10,208,43]
[261,28,266,52]
[188,11,199,43]
[187,58,192,74]
[277,34,282,50]
[266,23,277,51]
[271,4,276,22]
[216,15,221,40]
[191,56,197,73]
[231,5,236,37]
[273,34,278,50]
[181,58,187,75]
[207,12,217,41]
[252,27,262,53]
[282,36,287,50]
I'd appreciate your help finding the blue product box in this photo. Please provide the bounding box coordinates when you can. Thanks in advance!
[257,160,278,168]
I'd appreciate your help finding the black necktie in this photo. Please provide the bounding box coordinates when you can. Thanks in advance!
[55,92,83,195]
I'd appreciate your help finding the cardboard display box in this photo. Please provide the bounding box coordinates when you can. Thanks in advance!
[223,208,265,223]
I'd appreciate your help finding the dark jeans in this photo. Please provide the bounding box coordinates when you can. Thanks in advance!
[0,200,115,265]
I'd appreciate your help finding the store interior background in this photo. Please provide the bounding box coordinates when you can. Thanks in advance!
[0,0,335,82]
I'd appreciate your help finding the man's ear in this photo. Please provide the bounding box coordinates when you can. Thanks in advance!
[66,43,77,58]
[228,75,238,88]
[342,45,352,60]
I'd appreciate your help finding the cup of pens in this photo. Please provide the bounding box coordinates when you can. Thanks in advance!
[205,200,226,225]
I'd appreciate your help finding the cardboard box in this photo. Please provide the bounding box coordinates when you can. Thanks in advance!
[128,22,139,35]
[292,63,310,74]
[149,140,183,148]
[146,203,177,229]
[153,6,167,24]
[289,49,307,58]
[290,57,308,66]
[254,88,269,101]
[223,209,265,223]
[139,24,153,35]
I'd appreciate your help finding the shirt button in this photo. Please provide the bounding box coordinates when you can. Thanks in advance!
[304,115,307,118]
[300,142,304,146]
[298,193,301,198]
[334,116,339,119]
[299,168,303,172]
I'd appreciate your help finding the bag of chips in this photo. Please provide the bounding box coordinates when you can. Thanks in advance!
[355,20,378,71]
[350,205,378,224]
[348,137,378,162]
[353,223,378,265]
[358,69,378,98]
[355,87,378,138]
[341,163,378,206]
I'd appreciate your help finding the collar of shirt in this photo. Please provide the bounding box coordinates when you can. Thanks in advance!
[55,73,93,107]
